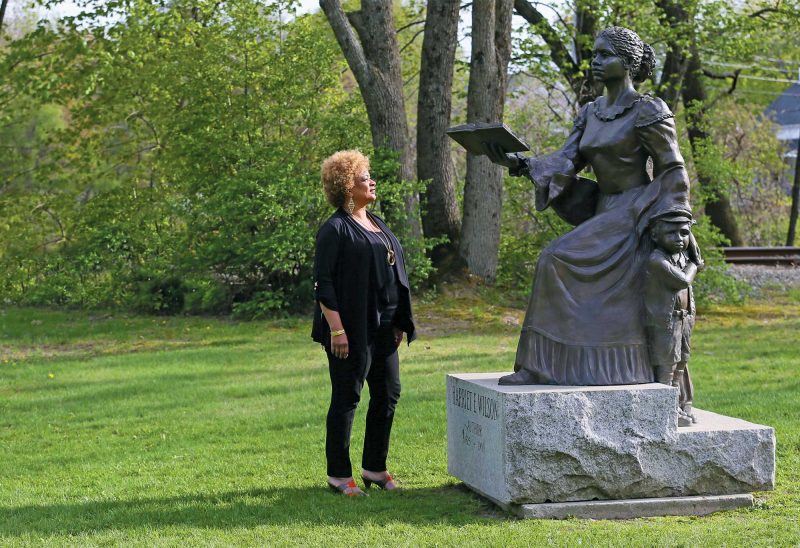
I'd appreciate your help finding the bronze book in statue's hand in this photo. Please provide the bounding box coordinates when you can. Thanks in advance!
[446,123,530,155]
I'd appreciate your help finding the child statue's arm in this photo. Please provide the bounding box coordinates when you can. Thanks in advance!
[650,255,698,290]
[687,232,704,269]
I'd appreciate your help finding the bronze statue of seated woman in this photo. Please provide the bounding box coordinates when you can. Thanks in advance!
[485,26,695,387]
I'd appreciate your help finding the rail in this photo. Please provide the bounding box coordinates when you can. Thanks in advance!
[719,247,800,265]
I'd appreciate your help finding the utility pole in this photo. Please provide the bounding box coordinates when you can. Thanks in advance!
[786,129,800,246]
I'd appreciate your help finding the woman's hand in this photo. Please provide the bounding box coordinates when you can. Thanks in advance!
[483,142,522,170]
[393,328,404,349]
[320,304,349,359]
[331,332,349,360]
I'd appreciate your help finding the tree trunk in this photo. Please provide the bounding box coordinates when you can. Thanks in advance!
[417,0,461,269]
[319,0,420,235]
[681,38,743,246]
[514,0,593,104]
[657,46,688,111]
[786,135,800,246]
[460,0,513,281]
[573,0,599,104]
[654,0,742,245]
[654,0,689,111]
[0,0,8,34]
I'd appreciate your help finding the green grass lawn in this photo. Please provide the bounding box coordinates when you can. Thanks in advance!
[1,293,799,546]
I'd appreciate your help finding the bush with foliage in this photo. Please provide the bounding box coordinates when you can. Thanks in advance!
[0,1,439,316]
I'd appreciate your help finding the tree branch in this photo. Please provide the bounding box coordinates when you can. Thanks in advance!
[513,0,579,91]
[702,67,742,94]
[0,88,23,111]
[2,163,47,187]
[396,19,425,33]
[702,68,738,80]
[202,2,223,27]
[5,49,59,74]
[31,203,66,243]
[345,9,366,40]
[404,69,420,88]
[319,0,369,84]
[545,90,566,123]
[399,27,425,54]
[127,111,161,150]
[546,3,572,34]
[91,146,159,181]
[749,4,784,19]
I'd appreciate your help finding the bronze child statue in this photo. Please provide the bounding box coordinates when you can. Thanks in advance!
[644,212,703,426]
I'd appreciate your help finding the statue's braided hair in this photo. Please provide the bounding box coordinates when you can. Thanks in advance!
[597,26,656,83]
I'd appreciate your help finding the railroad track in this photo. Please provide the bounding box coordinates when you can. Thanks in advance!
[720,247,800,265]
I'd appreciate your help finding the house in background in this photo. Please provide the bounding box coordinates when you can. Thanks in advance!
[765,81,800,166]
[765,79,800,245]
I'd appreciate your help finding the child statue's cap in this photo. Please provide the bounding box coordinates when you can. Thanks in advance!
[652,210,694,225]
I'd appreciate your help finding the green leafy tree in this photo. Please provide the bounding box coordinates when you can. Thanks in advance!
[0,0,377,315]
[511,0,800,248]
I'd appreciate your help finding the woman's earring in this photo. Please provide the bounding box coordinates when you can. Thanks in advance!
[347,197,355,214]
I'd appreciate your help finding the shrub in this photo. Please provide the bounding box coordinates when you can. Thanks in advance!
[129,273,187,315]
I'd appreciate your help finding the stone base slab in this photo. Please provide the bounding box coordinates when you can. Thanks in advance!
[513,494,754,520]
[447,373,775,511]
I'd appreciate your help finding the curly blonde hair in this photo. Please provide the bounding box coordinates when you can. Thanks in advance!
[320,150,370,208]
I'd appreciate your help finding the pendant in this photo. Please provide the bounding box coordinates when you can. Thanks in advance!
[387,250,396,266]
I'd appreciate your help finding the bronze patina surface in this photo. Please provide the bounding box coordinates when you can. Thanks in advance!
[484,27,697,388]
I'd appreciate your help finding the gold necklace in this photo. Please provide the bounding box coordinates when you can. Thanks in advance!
[352,213,395,266]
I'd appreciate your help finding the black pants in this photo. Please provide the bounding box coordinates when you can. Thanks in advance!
[325,325,401,478]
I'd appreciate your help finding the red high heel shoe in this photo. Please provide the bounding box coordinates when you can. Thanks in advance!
[361,473,397,490]
[327,479,367,497]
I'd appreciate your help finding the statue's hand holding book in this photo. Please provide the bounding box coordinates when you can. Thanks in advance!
[446,123,528,170]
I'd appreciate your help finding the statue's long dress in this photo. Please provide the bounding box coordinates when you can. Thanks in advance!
[514,94,691,385]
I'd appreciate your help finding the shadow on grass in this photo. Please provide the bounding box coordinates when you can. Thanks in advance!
[6,370,298,418]
[0,485,501,536]
[2,337,258,368]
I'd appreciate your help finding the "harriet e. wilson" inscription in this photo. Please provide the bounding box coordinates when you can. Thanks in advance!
[450,384,499,420]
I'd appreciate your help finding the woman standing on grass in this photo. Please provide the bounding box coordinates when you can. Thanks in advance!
[312,150,416,496]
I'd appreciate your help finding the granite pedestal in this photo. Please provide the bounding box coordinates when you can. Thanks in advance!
[447,373,775,519]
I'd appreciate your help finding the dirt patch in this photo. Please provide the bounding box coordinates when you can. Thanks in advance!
[0,339,202,363]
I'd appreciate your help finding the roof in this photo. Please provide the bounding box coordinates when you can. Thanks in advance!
[765,82,800,127]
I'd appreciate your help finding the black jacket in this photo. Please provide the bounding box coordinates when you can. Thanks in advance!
[311,208,416,352]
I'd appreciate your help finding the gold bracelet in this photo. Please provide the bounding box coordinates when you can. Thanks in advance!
[330,329,346,337]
